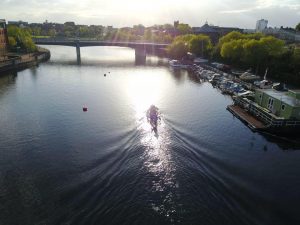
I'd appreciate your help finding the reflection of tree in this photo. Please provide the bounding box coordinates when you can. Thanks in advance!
[261,132,300,150]
[0,73,17,98]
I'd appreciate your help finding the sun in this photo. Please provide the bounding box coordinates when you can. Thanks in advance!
[125,72,164,118]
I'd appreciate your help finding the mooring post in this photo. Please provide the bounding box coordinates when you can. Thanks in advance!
[76,41,81,64]
[135,46,146,65]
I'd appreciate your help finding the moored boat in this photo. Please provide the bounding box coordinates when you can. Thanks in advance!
[254,79,273,89]
[239,71,260,82]
[169,60,192,69]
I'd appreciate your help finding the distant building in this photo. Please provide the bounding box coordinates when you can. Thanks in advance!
[256,19,268,32]
[193,22,243,43]
[243,29,256,34]
[64,22,75,26]
[296,33,300,42]
[262,27,299,43]
[174,21,179,29]
[103,26,115,36]
[8,20,29,27]
[0,19,8,57]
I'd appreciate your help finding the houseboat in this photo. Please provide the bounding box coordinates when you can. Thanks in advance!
[227,88,300,136]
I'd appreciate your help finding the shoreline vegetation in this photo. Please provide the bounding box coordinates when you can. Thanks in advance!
[1,23,299,85]
[0,48,50,74]
[167,32,300,85]
[0,26,50,74]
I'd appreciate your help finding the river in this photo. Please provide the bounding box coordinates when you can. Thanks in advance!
[0,46,300,225]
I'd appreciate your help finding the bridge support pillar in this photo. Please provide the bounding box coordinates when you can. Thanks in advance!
[76,43,81,64]
[135,46,146,65]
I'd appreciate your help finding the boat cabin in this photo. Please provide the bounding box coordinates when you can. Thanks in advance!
[254,89,300,120]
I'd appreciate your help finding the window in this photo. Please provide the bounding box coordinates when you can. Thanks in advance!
[281,104,285,111]
[268,98,274,110]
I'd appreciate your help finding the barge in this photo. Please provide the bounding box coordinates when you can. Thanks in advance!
[228,89,300,136]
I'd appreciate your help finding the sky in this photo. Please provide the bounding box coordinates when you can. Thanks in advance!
[1,0,299,28]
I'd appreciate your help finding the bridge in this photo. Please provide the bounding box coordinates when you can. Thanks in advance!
[33,38,169,64]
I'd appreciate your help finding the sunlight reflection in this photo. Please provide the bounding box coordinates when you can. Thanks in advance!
[126,73,178,221]
[139,118,178,221]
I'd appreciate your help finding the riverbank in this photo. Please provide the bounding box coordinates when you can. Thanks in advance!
[0,47,50,74]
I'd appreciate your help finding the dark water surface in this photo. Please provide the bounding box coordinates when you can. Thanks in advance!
[0,46,300,225]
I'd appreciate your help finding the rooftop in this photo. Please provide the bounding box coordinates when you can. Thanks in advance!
[259,89,300,107]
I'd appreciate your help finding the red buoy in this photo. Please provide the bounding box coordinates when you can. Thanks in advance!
[83,106,88,112]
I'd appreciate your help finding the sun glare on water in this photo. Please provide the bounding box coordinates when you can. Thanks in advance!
[125,72,177,220]
[126,73,165,119]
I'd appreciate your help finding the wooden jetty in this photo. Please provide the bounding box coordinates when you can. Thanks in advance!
[227,105,266,131]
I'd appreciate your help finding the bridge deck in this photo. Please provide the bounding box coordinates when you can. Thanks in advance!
[33,39,169,49]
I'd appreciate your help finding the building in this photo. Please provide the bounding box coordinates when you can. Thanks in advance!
[64,22,75,26]
[262,27,299,43]
[256,19,268,32]
[243,29,255,34]
[193,22,243,44]
[0,19,8,57]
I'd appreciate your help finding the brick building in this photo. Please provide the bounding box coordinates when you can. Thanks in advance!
[0,19,8,57]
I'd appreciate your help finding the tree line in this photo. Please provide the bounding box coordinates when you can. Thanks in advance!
[6,22,300,84]
[14,22,196,43]
[167,31,300,85]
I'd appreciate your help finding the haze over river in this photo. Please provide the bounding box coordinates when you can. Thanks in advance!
[0,46,300,225]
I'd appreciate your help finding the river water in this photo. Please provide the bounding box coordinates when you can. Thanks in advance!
[0,46,300,225]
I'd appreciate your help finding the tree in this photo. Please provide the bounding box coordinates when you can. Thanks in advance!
[174,34,194,43]
[167,34,213,58]
[220,39,247,63]
[143,29,152,41]
[163,24,174,30]
[259,36,284,57]
[176,24,192,35]
[167,41,188,59]
[189,35,213,57]
[8,36,17,47]
[296,23,300,32]
[243,39,268,72]
[218,31,244,46]
[7,25,37,52]
[48,29,56,37]
[22,37,37,52]
[291,47,300,73]
[32,27,41,36]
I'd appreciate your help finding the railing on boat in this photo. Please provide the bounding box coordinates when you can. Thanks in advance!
[234,97,300,127]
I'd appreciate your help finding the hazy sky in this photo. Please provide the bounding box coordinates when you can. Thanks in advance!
[1,0,299,28]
